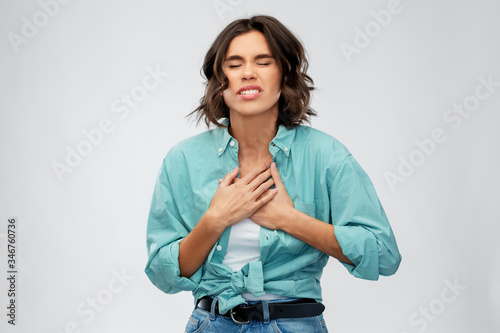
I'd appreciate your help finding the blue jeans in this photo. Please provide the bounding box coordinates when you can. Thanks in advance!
[184,297,329,333]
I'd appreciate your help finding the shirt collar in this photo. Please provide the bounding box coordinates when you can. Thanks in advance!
[213,118,296,158]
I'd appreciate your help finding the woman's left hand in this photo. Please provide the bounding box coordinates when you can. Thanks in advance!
[249,162,294,230]
[219,162,294,230]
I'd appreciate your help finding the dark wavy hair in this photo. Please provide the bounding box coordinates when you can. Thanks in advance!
[186,15,316,129]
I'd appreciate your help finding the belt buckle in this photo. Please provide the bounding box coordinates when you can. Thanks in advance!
[229,302,250,325]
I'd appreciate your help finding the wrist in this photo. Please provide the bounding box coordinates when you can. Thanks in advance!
[204,208,229,233]
[279,206,299,233]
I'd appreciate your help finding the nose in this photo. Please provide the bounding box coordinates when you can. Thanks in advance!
[242,63,256,81]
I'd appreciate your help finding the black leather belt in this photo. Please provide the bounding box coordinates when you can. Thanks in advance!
[196,296,325,324]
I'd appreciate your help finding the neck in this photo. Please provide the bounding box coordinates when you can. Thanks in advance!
[228,110,278,160]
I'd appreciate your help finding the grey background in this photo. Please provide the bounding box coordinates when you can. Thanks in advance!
[1,0,499,332]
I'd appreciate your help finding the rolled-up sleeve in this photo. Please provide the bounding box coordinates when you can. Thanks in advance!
[329,153,402,280]
[144,157,202,293]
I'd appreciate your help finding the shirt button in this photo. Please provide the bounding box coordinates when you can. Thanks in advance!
[265,234,269,241]
[230,141,235,147]
[216,245,222,251]
[218,147,222,152]
[284,147,288,152]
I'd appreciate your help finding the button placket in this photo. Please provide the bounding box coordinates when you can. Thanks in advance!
[259,227,272,262]
[228,139,240,176]
[210,227,231,264]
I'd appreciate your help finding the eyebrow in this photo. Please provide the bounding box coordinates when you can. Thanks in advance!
[223,54,274,62]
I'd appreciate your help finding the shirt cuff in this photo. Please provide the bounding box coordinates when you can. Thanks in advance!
[334,225,380,281]
[145,239,202,293]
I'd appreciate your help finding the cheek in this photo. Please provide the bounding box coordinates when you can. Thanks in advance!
[271,80,282,97]
[222,89,233,104]
[270,70,282,93]
[223,75,237,95]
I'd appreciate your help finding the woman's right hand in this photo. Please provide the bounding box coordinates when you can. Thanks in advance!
[208,163,277,228]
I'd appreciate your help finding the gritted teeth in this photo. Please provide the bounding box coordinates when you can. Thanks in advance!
[239,89,260,95]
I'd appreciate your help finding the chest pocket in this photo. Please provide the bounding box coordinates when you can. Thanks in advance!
[279,200,325,254]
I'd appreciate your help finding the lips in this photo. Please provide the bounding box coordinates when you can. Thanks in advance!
[237,85,263,100]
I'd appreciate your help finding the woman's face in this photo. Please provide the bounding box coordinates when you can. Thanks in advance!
[222,30,282,119]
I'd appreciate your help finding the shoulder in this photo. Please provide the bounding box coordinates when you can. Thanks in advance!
[294,125,351,160]
[163,129,216,164]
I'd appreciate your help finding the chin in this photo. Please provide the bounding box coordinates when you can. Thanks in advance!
[233,103,279,116]
[234,109,272,117]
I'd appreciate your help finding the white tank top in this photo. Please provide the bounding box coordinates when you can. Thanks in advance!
[221,217,287,301]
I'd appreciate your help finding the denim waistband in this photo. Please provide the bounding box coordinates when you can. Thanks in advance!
[200,295,306,324]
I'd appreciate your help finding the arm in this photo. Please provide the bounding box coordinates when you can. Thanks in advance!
[178,210,224,278]
[144,157,203,293]
[146,156,277,287]
[145,154,223,287]
[250,162,353,264]
[278,207,354,265]
[253,156,401,280]
[326,153,402,280]
[179,162,277,277]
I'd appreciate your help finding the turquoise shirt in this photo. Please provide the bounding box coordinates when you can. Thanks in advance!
[145,118,401,314]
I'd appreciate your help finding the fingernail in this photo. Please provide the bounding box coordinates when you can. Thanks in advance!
[265,162,270,168]
[272,162,276,169]
[233,166,238,171]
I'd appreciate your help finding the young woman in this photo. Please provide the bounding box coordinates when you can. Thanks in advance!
[145,15,401,332]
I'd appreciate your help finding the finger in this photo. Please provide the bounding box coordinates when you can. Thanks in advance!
[220,166,239,186]
[251,177,275,201]
[270,162,284,189]
[241,163,269,185]
[248,168,272,190]
[255,187,278,206]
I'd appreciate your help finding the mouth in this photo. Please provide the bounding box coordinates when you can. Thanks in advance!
[237,85,263,100]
